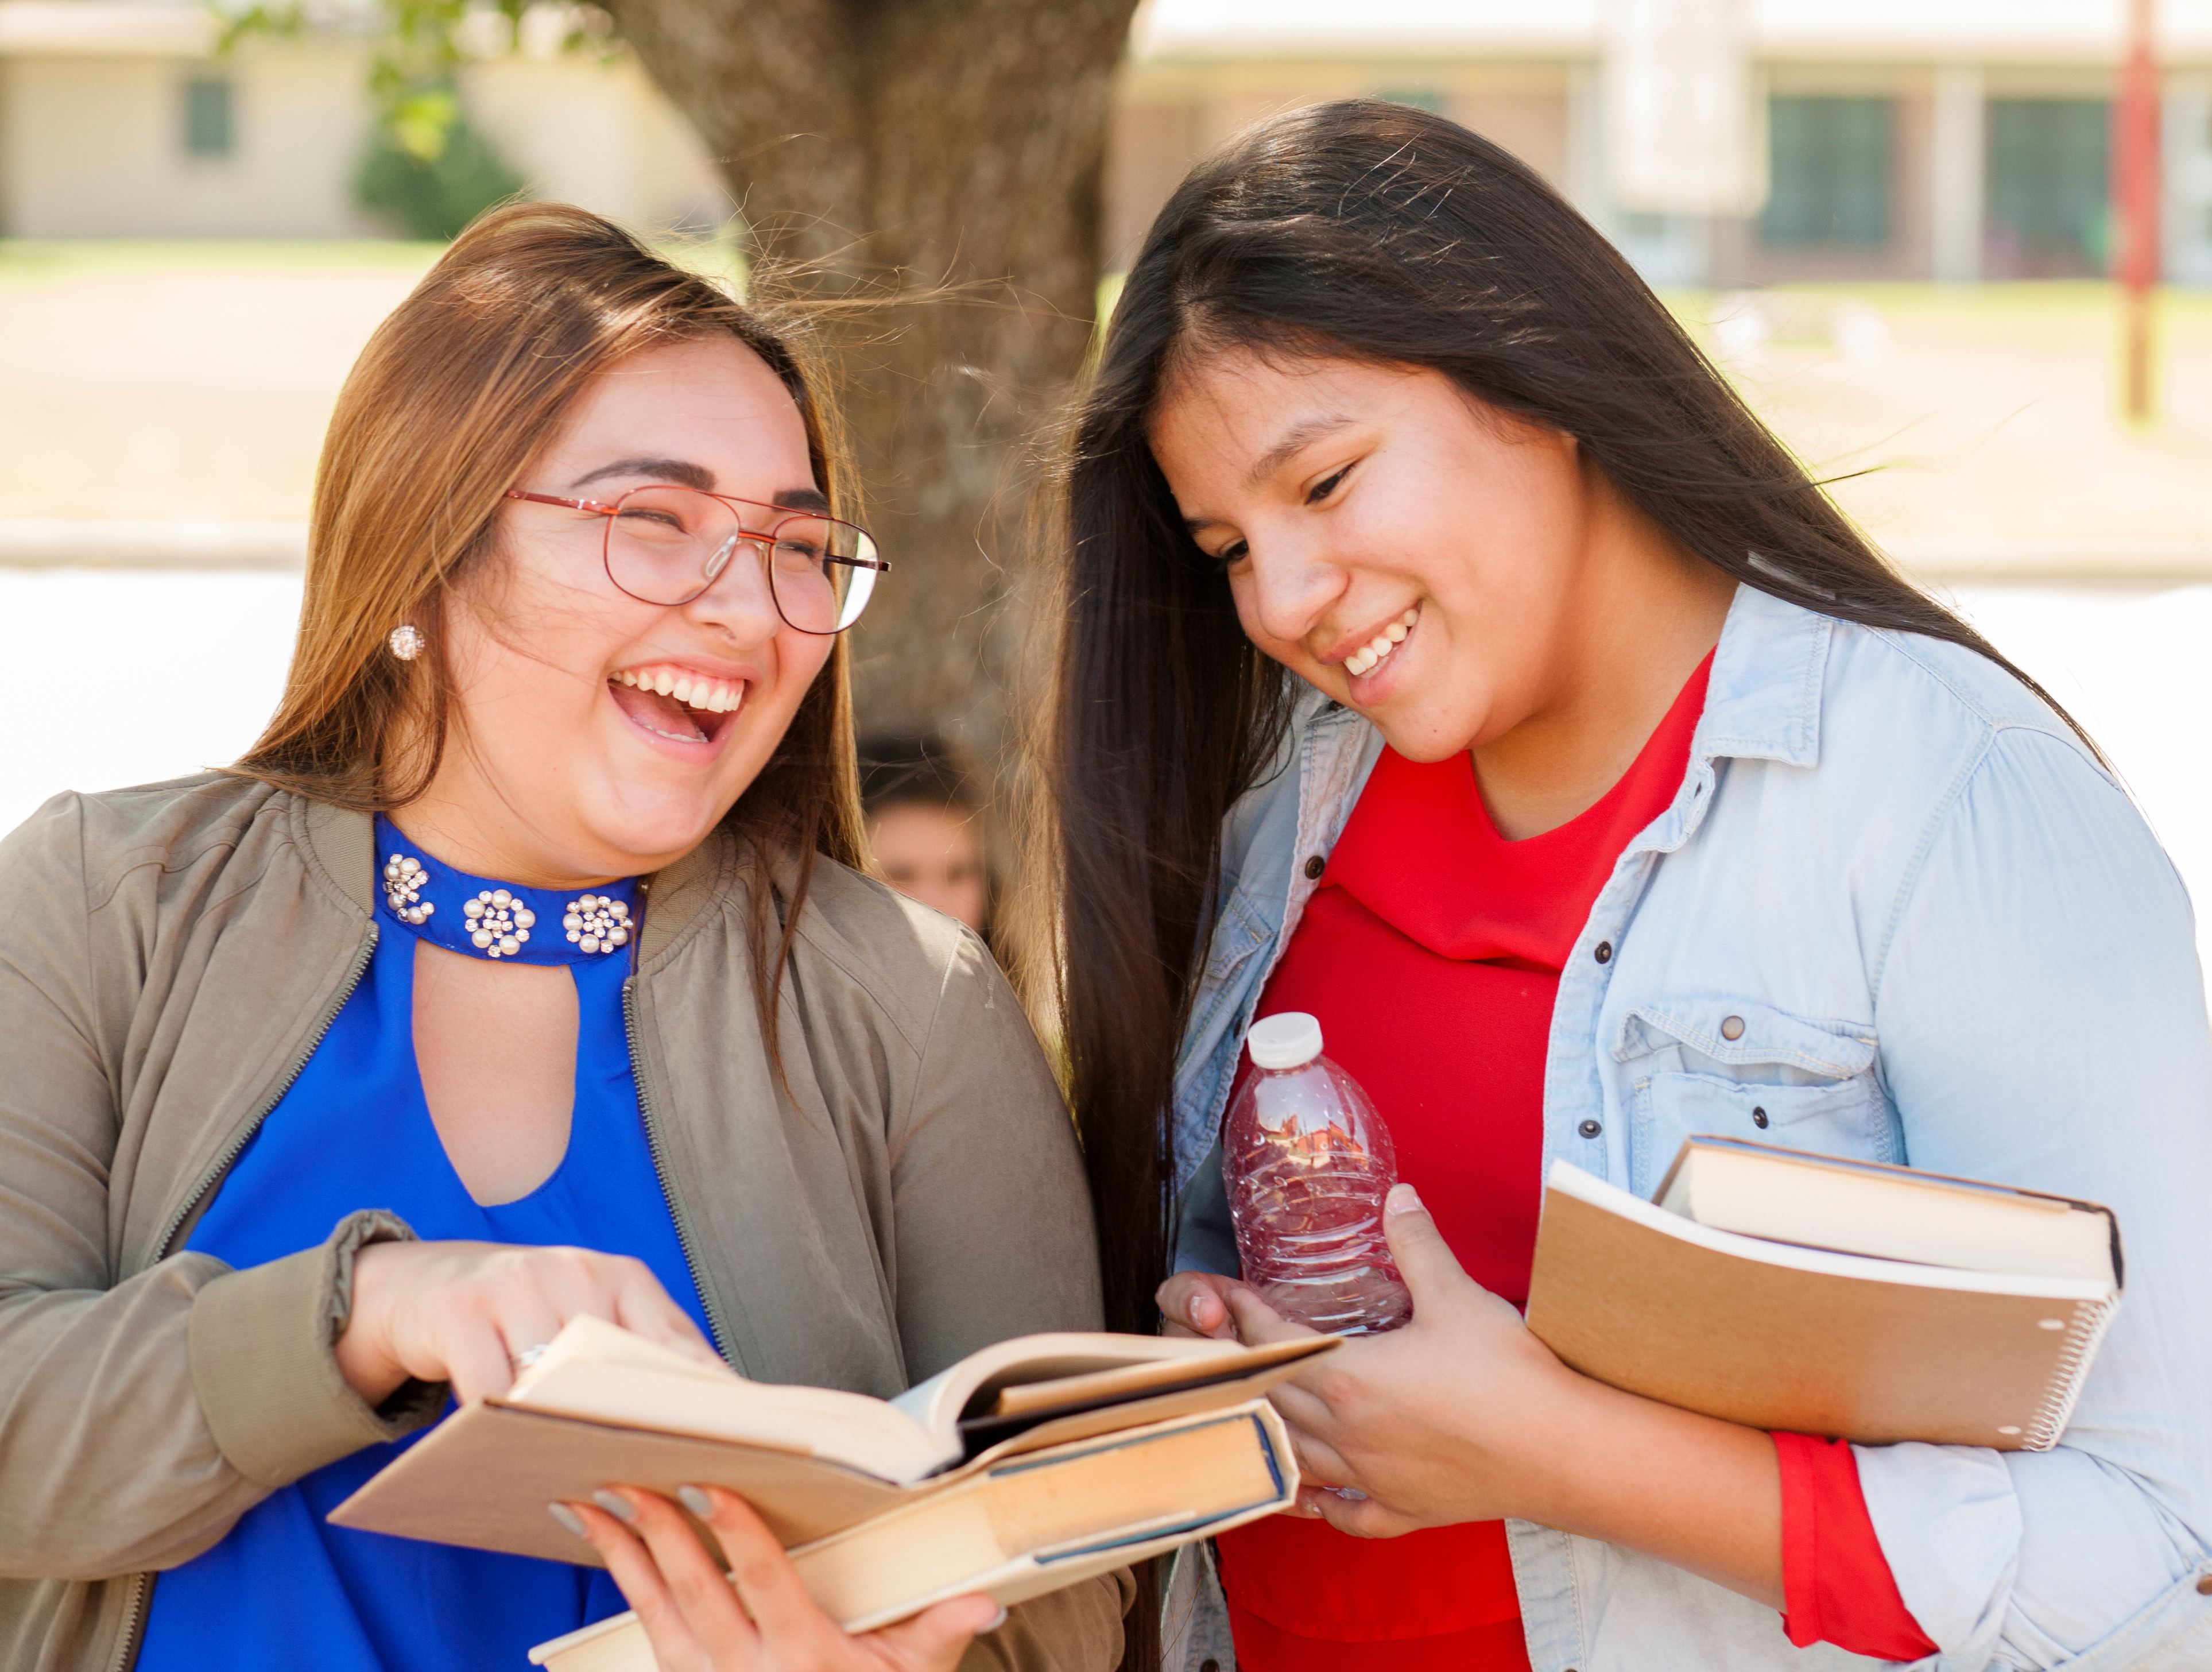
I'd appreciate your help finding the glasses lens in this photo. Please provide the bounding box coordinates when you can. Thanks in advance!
[606,486,735,605]
[767,516,880,634]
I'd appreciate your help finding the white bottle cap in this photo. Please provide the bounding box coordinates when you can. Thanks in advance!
[1248,1011,1324,1070]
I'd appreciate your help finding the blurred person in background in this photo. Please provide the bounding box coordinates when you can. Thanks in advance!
[0,204,1126,1672]
[1047,100,2212,1672]
[859,734,993,939]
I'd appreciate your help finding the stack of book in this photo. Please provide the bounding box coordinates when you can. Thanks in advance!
[331,1317,1334,1670]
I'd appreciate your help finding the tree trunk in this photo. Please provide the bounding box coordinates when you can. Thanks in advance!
[602,0,1141,768]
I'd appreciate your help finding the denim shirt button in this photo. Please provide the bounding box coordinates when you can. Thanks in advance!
[1594,940,1613,963]
[1721,1015,1746,1040]
[1303,854,1326,880]
[1578,1118,1602,1139]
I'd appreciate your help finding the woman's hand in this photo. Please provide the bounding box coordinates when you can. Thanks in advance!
[565,1485,1000,1672]
[1155,1270,1247,1341]
[1206,1185,1589,1538]
[334,1239,720,1406]
[1204,1186,1787,1605]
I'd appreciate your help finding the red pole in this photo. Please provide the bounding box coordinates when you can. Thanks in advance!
[2116,0,2160,421]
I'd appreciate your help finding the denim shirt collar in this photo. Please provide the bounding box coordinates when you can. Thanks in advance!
[1694,581,1833,773]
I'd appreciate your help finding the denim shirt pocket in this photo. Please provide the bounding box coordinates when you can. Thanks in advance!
[1615,998,1889,1197]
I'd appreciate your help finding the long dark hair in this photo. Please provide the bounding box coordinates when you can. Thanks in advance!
[1045,98,2087,1338]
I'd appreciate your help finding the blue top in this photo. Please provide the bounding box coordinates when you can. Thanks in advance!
[1170,583,2212,1668]
[137,818,712,1672]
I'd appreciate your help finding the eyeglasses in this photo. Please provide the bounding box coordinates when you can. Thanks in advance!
[504,485,888,634]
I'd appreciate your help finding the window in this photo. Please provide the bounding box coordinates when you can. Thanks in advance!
[1985,98,2109,277]
[182,76,234,158]
[1761,96,1892,247]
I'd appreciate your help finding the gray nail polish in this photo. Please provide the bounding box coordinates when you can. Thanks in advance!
[677,1485,714,1518]
[592,1489,639,1523]
[986,1605,1009,1632]
[548,1502,588,1539]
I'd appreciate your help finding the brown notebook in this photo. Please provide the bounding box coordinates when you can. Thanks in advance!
[1524,1140,2121,1450]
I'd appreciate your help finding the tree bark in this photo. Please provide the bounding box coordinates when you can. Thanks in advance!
[602,0,1141,765]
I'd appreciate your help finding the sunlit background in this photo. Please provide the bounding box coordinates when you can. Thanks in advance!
[5,0,2212,958]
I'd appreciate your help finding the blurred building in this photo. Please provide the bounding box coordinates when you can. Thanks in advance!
[0,0,725,236]
[1113,0,2212,287]
[1,0,2209,288]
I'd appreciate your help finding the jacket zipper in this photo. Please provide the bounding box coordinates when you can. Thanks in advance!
[104,926,379,1672]
[622,976,734,1367]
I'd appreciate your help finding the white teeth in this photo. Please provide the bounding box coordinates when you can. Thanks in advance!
[1369,634,1393,658]
[1403,607,1420,626]
[615,668,743,714]
[1347,648,1374,676]
[1386,623,1407,643]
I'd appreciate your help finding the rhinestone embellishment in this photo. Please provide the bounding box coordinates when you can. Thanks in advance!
[463,888,536,959]
[565,893,632,954]
[382,854,435,924]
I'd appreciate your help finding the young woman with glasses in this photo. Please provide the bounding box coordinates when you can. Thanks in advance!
[0,204,1126,1672]
[1045,100,2212,1672]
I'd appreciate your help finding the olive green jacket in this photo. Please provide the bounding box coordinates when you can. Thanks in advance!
[0,773,1122,1672]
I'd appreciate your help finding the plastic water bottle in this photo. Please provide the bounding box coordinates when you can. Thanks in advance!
[1221,1012,1412,1335]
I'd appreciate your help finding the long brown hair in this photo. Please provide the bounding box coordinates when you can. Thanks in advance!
[238,200,869,1035]
[1046,99,2091,1338]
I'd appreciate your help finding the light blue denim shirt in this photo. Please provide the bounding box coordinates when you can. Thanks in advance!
[1167,585,2212,1671]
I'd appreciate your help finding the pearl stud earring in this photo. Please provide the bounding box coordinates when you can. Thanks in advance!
[388,624,426,662]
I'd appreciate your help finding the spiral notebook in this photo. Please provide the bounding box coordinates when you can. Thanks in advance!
[1525,1137,2122,1450]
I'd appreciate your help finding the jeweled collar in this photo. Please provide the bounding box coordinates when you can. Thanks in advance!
[373,816,640,967]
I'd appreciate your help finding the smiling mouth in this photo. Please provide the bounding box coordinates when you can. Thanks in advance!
[607,664,747,746]
[1344,605,1422,678]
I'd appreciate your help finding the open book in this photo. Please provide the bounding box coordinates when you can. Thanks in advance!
[463,1315,1318,1486]
[330,1317,1331,1655]
[1525,1137,2121,1450]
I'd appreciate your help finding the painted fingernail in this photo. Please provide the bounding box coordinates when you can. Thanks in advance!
[592,1489,639,1524]
[548,1502,588,1539]
[985,1605,1009,1632]
[1385,1182,1423,1216]
[677,1485,714,1518]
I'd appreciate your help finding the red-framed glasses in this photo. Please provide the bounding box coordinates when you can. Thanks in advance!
[505,485,888,634]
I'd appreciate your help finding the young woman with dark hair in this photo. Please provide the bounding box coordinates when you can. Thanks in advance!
[1045,100,2212,1672]
[0,204,1126,1672]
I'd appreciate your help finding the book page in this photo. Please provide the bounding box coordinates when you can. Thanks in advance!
[887,1333,1260,1444]
[503,1317,949,1483]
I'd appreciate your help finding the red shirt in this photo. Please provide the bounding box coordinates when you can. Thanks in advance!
[1214,655,1936,1667]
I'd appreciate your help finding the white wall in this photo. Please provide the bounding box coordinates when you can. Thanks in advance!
[2,42,374,237]
[469,56,727,234]
[0,37,727,239]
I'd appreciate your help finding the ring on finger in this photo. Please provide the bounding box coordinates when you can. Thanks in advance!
[512,1342,554,1371]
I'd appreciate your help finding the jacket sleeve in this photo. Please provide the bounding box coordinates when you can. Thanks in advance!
[1862,726,2212,1667]
[0,794,439,1580]
[892,928,1125,1672]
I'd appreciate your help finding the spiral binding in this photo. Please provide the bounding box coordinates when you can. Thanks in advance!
[2023,1295,2121,1451]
